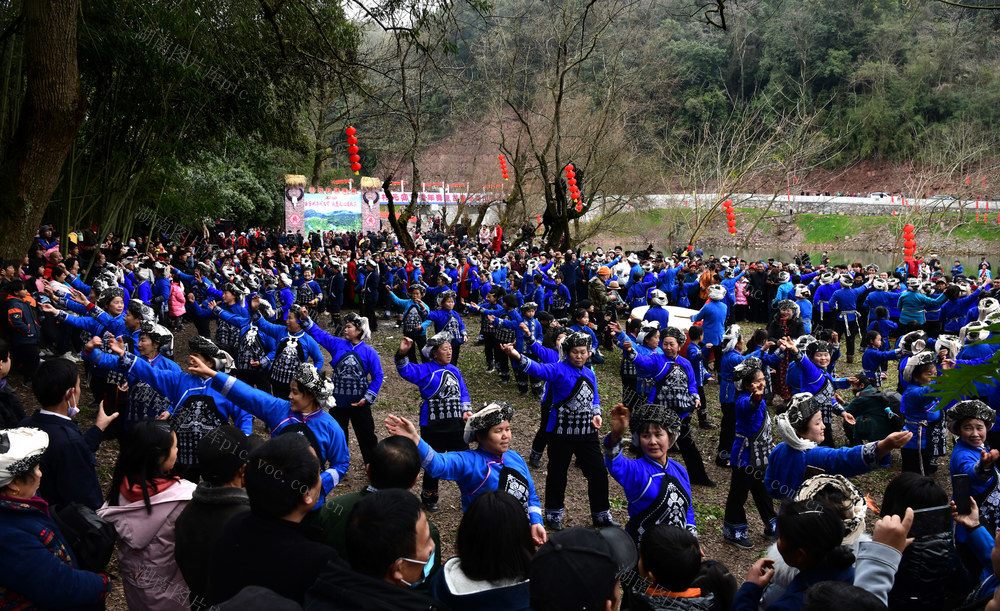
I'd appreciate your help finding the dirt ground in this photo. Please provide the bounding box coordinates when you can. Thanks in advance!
[33,310,950,608]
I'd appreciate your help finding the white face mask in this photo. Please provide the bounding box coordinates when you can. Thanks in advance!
[129,241,136,248]
[67,389,79,418]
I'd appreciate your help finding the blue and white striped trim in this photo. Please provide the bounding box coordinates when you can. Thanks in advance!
[219,374,237,397]
[421,446,438,470]
[325,467,341,488]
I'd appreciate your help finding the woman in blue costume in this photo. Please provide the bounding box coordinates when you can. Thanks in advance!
[764,388,911,502]
[783,337,857,448]
[722,357,778,549]
[603,401,696,548]
[187,357,349,508]
[948,400,1000,550]
[385,401,547,546]
[396,331,473,512]
[301,309,383,467]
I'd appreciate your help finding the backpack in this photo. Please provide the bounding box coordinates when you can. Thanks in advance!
[50,502,117,573]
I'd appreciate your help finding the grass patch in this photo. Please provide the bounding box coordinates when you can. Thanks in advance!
[794,214,894,243]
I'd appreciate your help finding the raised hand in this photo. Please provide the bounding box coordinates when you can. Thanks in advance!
[40,303,58,315]
[107,335,126,357]
[84,336,103,352]
[609,403,629,442]
[399,336,414,352]
[187,354,216,379]
[384,414,420,444]
[95,401,120,432]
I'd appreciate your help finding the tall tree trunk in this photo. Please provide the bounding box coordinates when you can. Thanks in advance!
[382,176,414,250]
[0,0,87,261]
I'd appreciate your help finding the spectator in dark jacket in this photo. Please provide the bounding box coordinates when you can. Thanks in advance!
[307,489,446,610]
[0,427,111,609]
[5,280,41,383]
[0,340,25,428]
[208,434,346,605]
[174,425,259,609]
[18,358,118,510]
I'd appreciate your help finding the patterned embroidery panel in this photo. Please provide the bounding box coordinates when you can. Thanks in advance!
[555,376,595,435]
[127,381,173,423]
[552,292,567,310]
[654,364,694,414]
[426,370,464,422]
[442,314,462,339]
[172,395,226,466]
[235,331,266,371]
[216,319,240,347]
[814,379,837,424]
[333,352,367,397]
[627,475,693,545]
[270,338,303,384]
[295,284,315,305]
[402,305,425,334]
[498,465,531,513]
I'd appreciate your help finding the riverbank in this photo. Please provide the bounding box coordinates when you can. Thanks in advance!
[584,208,1000,258]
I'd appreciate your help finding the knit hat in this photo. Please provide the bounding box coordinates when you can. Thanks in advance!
[795,474,867,545]
[721,324,742,353]
[775,299,799,319]
[936,334,962,360]
[294,363,336,409]
[978,298,1000,321]
[464,402,514,444]
[0,428,48,488]
[777,271,791,283]
[127,299,156,324]
[222,282,244,297]
[422,331,453,359]
[906,278,920,290]
[188,336,234,372]
[898,330,928,355]
[196,261,213,275]
[520,301,539,314]
[902,351,936,383]
[960,321,990,345]
[887,277,900,290]
[919,281,935,296]
[806,340,833,358]
[139,321,173,347]
[708,284,726,301]
[597,266,611,278]
[342,312,371,341]
[789,392,822,427]
[648,290,667,306]
[437,290,457,307]
[627,253,640,265]
[98,285,126,308]
[632,404,682,440]
[947,400,996,436]
[636,321,660,345]
[561,331,592,357]
[794,334,817,354]
[662,326,685,344]
[732,356,763,383]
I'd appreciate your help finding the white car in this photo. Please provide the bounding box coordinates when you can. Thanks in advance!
[629,305,700,332]
[868,192,890,199]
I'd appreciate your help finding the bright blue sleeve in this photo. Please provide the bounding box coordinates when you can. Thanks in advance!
[203,283,224,301]
[56,311,103,335]
[210,372,290,430]
[116,352,189,410]
[514,356,559,381]
[216,307,251,327]
[603,437,645,494]
[361,345,384,404]
[302,333,324,369]
[303,319,347,357]
[0,528,110,608]
[418,438,475,481]
[320,422,350,495]
[255,316,288,341]
[221,399,253,435]
[70,276,92,294]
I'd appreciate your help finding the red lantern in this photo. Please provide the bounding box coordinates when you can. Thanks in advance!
[567,170,576,179]
[347,136,357,145]
[727,220,736,227]
[346,127,361,173]
[348,145,359,155]
[903,239,915,248]
[349,155,360,163]
[903,223,914,232]
[726,213,735,220]
[350,162,361,173]
[498,154,505,161]
[576,202,582,212]
[345,126,356,136]
[568,178,577,187]
[536,214,541,223]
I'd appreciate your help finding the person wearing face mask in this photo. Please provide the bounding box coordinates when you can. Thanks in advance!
[306,488,445,610]
[17,358,119,510]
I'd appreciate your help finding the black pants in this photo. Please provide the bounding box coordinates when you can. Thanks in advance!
[495,343,511,380]
[733,304,748,322]
[192,314,212,338]
[403,332,427,364]
[449,342,462,366]
[531,403,550,456]
[697,386,709,421]
[545,432,609,513]
[484,334,498,368]
[819,419,837,448]
[924,319,941,338]
[724,466,776,527]
[421,428,468,498]
[331,402,378,465]
[675,416,711,484]
[901,447,936,475]
[717,402,736,463]
[362,301,378,333]
[271,380,291,401]
[836,318,859,356]
[11,343,39,383]
[235,368,271,394]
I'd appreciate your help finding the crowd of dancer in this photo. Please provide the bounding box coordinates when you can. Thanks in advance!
[1,223,1000,610]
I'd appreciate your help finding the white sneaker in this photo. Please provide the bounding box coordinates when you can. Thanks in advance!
[61,352,81,363]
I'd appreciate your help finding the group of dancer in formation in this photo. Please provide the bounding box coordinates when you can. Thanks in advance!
[4,227,1000,610]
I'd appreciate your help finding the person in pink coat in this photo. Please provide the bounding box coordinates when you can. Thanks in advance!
[168,275,186,331]
[734,276,749,322]
[99,420,196,610]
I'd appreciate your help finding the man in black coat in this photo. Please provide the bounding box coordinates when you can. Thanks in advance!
[208,434,347,606]
[18,358,118,510]
[306,489,448,610]
[175,426,259,609]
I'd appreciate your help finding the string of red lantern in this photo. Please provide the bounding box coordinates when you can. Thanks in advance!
[346,126,361,174]
[724,199,737,236]
[565,164,582,212]
[498,154,509,181]
[902,223,916,262]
